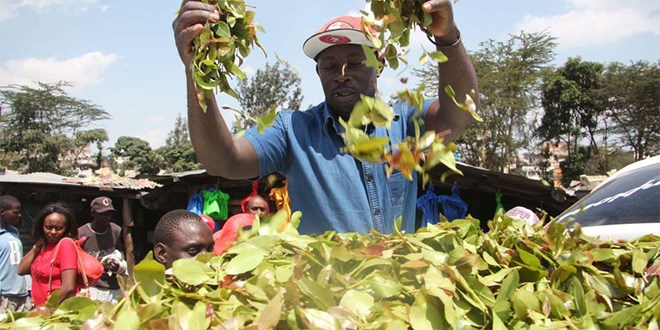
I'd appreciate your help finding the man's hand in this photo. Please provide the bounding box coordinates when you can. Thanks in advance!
[106,259,120,273]
[172,0,219,68]
[422,0,459,45]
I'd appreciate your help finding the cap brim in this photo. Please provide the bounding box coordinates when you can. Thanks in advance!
[94,207,117,213]
[303,29,375,59]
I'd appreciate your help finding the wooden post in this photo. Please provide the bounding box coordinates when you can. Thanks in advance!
[122,198,135,284]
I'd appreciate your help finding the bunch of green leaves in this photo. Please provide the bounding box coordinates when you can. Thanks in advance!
[361,0,439,71]
[339,88,462,186]
[190,0,265,112]
[4,212,657,329]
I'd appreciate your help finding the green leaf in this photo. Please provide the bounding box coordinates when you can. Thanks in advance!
[496,270,519,304]
[257,105,278,134]
[340,289,374,319]
[517,247,541,269]
[214,21,231,37]
[426,50,448,63]
[632,248,648,274]
[188,301,208,330]
[172,258,213,286]
[299,277,336,310]
[301,308,341,329]
[133,251,165,300]
[444,85,456,98]
[257,292,283,329]
[225,250,265,275]
[57,297,97,312]
[362,44,381,71]
[365,273,401,299]
[115,303,140,330]
[410,292,444,330]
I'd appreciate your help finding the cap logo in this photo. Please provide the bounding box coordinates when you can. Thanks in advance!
[319,35,352,45]
[102,198,111,206]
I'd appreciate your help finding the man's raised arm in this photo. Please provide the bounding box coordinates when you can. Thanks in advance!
[420,0,478,143]
[173,0,259,179]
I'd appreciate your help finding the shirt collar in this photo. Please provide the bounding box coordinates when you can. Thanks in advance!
[322,102,344,137]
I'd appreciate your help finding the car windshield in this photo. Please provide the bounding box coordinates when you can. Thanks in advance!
[557,161,660,226]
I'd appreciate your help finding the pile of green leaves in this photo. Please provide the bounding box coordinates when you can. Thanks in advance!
[4,213,657,329]
[190,0,264,112]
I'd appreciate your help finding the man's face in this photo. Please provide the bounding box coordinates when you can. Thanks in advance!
[92,211,114,229]
[157,221,214,269]
[1,202,22,226]
[316,44,378,120]
[246,196,269,217]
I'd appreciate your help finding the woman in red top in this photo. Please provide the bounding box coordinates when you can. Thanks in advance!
[18,202,79,306]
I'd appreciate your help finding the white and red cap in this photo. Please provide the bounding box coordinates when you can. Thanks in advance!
[505,206,540,225]
[303,15,376,60]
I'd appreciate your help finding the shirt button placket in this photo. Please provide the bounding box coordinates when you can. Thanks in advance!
[362,162,385,233]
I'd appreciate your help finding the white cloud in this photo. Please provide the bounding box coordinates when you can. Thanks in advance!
[515,0,660,48]
[0,51,119,91]
[0,0,104,21]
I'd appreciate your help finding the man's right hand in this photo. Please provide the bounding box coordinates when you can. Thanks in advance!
[172,0,219,68]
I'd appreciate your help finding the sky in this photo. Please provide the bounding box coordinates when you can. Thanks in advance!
[1,0,658,149]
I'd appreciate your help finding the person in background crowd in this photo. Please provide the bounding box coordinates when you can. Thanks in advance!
[173,0,477,235]
[213,193,271,255]
[244,195,270,218]
[152,210,214,269]
[18,203,80,306]
[77,197,126,303]
[0,195,30,315]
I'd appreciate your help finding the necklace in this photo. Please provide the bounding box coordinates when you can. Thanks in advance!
[87,223,108,235]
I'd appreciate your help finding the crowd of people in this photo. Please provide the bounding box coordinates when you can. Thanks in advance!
[2,0,479,314]
[0,193,265,314]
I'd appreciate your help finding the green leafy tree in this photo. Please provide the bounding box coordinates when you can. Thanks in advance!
[602,60,659,161]
[538,57,606,181]
[0,82,110,174]
[110,136,162,176]
[156,114,201,173]
[233,62,303,132]
[414,31,556,171]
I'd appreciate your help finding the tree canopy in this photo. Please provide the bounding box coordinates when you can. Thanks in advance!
[233,62,303,132]
[414,31,557,172]
[0,82,110,174]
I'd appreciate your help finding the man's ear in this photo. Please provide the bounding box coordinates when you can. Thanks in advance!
[153,243,168,266]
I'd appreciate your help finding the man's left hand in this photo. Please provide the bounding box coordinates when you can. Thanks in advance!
[422,0,459,44]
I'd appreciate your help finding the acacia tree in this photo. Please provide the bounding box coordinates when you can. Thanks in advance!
[233,62,303,132]
[156,114,201,173]
[110,136,162,177]
[0,82,110,174]
[414,31,556,171]
[538,57,606,183]
[602,61,659,161]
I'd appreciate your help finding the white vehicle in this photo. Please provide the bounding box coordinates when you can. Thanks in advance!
[556,155,660,240]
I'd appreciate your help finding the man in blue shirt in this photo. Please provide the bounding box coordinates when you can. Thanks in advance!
[0,195,30,315]
[173,1,477,235]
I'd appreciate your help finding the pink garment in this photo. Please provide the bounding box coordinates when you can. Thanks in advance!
[213,213,254,255]
[30,239,79,305]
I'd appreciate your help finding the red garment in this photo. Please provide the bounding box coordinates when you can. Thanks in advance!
[213,213,254,255]
[30,238,79,305]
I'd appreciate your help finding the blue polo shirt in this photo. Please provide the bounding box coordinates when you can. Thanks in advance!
[0,225,28,297]
[243,99,434,235]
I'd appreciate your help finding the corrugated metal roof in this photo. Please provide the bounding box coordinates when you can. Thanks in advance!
[0,172,77,186]
[0,171,161,190]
